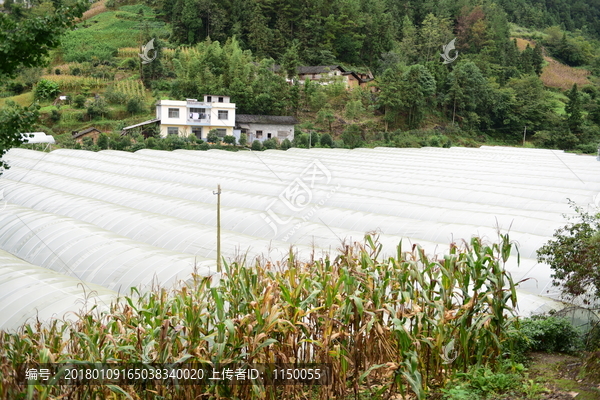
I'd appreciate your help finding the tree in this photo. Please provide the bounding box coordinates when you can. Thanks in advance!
[341,124,363,148]
[320,132,333,148]
[532,43,544,76]
[316,106,335,136]
[126,97,145,115]
[207,129,219,143]
[419,13,453,62]
[537,204,600,303]
[398,64,436,129]
[565,84,583,134]
[97,133,109,150]
[377,64,404,131]
[0,101,39,169]
[281,40,300,79]
[74,95,86,109]
[445,62,492,127]
[86,97,108,120]
[0,1,87,78]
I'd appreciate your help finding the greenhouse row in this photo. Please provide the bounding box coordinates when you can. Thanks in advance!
[0,146,599,330]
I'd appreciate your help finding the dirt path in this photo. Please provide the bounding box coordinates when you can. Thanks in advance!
[528,352,600,400]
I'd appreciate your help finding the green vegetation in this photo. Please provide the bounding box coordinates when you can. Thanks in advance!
[3,0,600,152]
[60,5,168,63]
[537,203,600,302]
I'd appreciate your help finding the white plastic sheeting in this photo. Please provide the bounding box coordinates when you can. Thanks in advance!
[1,146,599,321]
[0,204,214,291]
[0,249,116,331]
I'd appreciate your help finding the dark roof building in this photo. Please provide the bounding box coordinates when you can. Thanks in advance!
[235,114,298,143]
[235,115,298,125]
[72,127,102,144]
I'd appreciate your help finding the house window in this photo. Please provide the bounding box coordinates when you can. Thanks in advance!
[256,130,263,138]
[206,96,212,102]
[218,110,228,120]
[267,133,272,139]
[168,108,179,118]
[217,129,226,137]
[218,97,224,102]
[192,127,202,139]
[189,108,206,119]
[167,127,179,136]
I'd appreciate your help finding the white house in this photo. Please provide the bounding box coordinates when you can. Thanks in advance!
[155,95,236,139]
[235,115,298,143]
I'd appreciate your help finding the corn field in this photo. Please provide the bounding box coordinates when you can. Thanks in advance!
[40,75,108,91]
[115,80,145,99]
[118,47,139,58]
[0,235,521,399]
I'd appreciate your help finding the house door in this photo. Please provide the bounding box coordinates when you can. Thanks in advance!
[192,127,202,139]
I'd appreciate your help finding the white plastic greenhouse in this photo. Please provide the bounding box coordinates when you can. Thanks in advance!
[1,146,599,330]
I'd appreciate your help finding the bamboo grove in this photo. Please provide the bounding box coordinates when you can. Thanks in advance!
[0,234,522,399]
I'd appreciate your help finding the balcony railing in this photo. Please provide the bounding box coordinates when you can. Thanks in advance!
[187,114,210,124]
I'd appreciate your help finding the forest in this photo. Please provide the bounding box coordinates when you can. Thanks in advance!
[1,0,600,151]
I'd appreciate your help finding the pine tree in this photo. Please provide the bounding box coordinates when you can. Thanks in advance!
[565,84,582,134]
[532,43,544,76]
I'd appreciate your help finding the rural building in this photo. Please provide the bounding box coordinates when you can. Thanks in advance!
[72,127,102,144]
[155,95,236,139]
[121,119,160,137]
[275,65,373,89]
[235,115,298,143]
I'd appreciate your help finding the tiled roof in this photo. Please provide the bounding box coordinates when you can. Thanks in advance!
[235,115,299,125]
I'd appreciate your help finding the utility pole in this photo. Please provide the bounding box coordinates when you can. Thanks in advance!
[213,185,222,273]
[522,126,527,147]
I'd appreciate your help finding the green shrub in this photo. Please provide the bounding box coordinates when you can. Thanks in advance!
[320,132,333,147]
[126,97,145,115]
[223,135,236,145]
[251,140,263,151]
[73,95,86,109]
[120,57,138,71]
[575,143,598,154]
[262,138,278,149]
[281,138,292,150]
[86,97,108,120]
[238,132,247,146]
[34,79,60,100]
[513,316,583,355]
[293,132,309,148]
[206,129,219,143]
[50,109,61,123]
[198,141,209,150]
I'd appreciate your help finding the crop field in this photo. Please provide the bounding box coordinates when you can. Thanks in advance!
[61,5,168,62]
[40,74,108,91]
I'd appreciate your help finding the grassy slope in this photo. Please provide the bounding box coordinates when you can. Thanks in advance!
[60,4,168,63]
[513,37,592,90]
